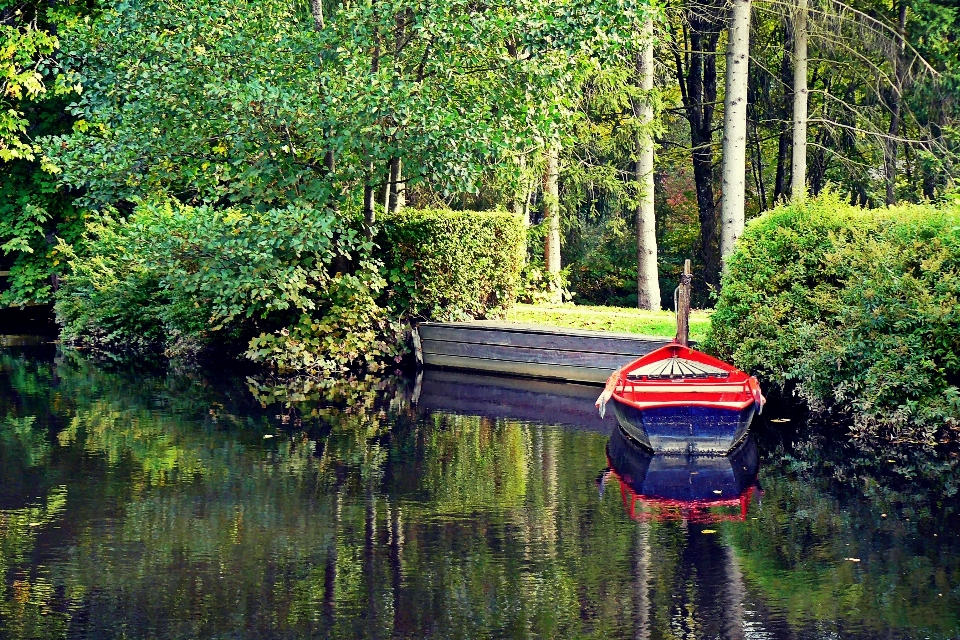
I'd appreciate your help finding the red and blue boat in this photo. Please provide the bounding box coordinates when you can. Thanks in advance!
[596,342,764,455]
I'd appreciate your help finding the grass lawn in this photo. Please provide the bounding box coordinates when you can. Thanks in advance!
[504,303,711,342]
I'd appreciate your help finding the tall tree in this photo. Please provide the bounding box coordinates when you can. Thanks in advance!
[720,0,753,265]
[884,0,909,205]
[543,143,562,292]
[790,0,809,201]
[635,14,661,311]
[669,0,726,294]
[773,21,794,202]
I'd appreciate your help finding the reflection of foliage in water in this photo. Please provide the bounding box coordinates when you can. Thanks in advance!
[1,350,959,638]
[0,351,643,638]
[727,434,960,637]
[0,487,70,639]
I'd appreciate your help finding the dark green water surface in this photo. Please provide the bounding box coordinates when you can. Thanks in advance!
[1,347,958,639]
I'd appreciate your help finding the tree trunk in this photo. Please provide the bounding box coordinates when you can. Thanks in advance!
[310,0,325,30]
[884,0,908,206]
[790,0,808,201]
[390,157,404,210]
[382,164,392,214]
[922,100,944,200]
[773,22,793,203]
[720,0,752,267]
[363,165,377,231]
[635,15,660,311]
[364,35,381,235]
[683,0,725,300]
[672,1,724,295]
[513,154,530,224]
[542,143,561,290]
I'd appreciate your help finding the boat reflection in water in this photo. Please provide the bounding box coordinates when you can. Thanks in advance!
[603,426,762,639]
[604,425,760,523]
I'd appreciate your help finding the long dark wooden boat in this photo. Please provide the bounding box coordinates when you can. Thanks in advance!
[596,342,764,455]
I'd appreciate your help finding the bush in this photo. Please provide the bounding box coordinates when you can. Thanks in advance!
[378,208,525,320]
[55,200,404,373]
[705,193,960,445]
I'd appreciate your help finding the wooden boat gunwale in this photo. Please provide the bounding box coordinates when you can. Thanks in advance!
[606,342,762,413]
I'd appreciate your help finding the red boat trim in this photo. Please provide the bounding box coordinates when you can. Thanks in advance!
[606,342,760,413]
[615,398,755,411]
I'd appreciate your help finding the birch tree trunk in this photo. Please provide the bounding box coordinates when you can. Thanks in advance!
[513,154,530,225]
[542,143,561,293]
[391,157,405,210]
[310,0,325,30]
[720,0,752,267]
[884,0,908,206]
[790,0,808,201]
[382,164,392,214]
[635,15,661,311]
[363,163,377,230]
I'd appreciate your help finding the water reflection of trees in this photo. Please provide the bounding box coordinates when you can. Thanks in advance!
[0,352,644,638]
[728,436,960,638]
[0,350,958,639]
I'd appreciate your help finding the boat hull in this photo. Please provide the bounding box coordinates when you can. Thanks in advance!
[612,397,755,454]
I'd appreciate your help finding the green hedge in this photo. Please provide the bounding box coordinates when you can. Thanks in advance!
[705,193,960,445]
[55,200,404,373]
[378,208,526,319]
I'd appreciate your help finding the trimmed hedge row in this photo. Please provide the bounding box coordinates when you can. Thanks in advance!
[705,194,960,445]
[379,208,526,320]
[54,202,525,373]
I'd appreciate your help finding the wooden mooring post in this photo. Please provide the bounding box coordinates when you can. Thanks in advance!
[675,259,692,347]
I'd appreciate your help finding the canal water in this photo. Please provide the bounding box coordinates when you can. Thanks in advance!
[1,346,958,639]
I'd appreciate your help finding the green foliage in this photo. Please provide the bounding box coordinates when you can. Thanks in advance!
[378,208,525,320]
[0,159,84,306]
[0,14,58,162]
[706,193,960,444]
[519,220,573,303]
[45,0,648,211]
[0,1,93,307]
[566,216,638,306]
[54,200,403,373]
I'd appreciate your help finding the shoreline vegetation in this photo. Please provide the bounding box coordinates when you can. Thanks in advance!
[1,0,958,447]
[706,194,960,446]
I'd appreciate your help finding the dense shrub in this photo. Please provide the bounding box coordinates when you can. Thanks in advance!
[517,220,572,304]
[705,193,960,445]
[55,201,404,373]
[378,208,525,319]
